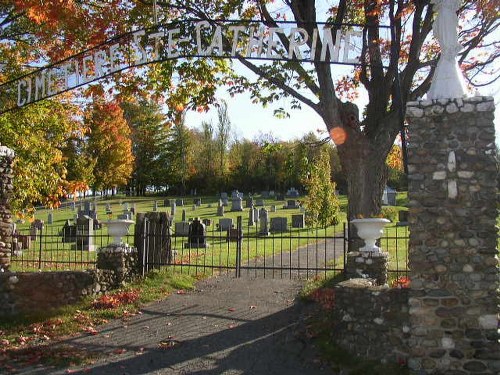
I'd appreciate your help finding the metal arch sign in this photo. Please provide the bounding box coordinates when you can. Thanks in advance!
[0,19,391,115]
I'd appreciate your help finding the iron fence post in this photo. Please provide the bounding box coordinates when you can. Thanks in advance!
[38,226,43,270]
[235,216,242,278]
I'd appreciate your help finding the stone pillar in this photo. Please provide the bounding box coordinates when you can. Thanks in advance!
[406,97,499,374]
[96,244,139,288]
[0,146,15,272]
[345,251,389,285]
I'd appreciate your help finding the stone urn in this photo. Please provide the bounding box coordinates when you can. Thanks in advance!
[103,219,135,245]
[350,218,390,253]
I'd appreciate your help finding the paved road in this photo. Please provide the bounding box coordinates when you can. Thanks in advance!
[19,236,346,375]
[22,275,332,375]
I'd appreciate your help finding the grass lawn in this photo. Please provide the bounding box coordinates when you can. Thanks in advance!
[10,193,410,275]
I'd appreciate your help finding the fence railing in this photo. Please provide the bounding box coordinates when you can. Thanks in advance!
[9,221,410,279]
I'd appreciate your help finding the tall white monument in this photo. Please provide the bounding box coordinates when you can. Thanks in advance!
[427,0,467,100]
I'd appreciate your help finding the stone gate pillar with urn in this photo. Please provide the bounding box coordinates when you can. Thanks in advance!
[406,96,499,374]
[0,145,15,272]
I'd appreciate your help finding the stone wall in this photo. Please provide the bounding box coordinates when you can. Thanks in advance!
[0,246,140,318]
[332,279,410,364]
[406,96,499,374]
[0,145,15,272]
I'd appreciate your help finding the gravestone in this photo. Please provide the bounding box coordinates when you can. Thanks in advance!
[30,219,44,240]
[286,187,300,197]
[231,197,243,211]
[170,202,176,216]
[62,219,76,243]
[117,213,129,220]
[253,207,259,222]
[255,199,265,207]
[270,205,276,213]
[47,212,53,225]
[259,208,270,236]
[218,218,233,231]
[193,198,202,207]
[217,205,225,216]
[185,218,207,248]
[270,217,288,233]
[382,186,396,206]
[220,192,228,199]
[75,215,94,251]
[269,190,275,197]
[221,197,229,206]
[153,201,158,212]
[192,204,196,211]
[291,214,305,228]
[174,221,190,237]
[131,203,136,214]
[71,202,76,211]
[202,218,211,227]
[226,228,242,242]
[231,190,243,199]
[397,210,409,226]
[246,197,254,208]
[248,208,255,226]
[181,209,186,222]
[284,200,300,209]
[175,198,184,206]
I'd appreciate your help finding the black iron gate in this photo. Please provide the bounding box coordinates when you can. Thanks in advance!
[136,214,347,279]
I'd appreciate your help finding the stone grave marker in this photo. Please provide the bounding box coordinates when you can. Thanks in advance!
[75,215,94,251]
[220,192,228,199]
[217,205,225,216]
[255,199,265,207]
[270,217,288,233]
[153,201,158,212]
[270,205,276,213]
[292,214,305,228]
[231,197,243,211]
[62,219,76,243]
[182,209,186,222]
[218,218,233,231]
[246,197,254,208]
[175,221,190,237]
[222,197,229,206]
[259,208,270,236]
[47,212,53,225]
[185,218,208,248]
[248,208,255,226]
[176,198,184,206]
[286,187,300,197]
[284,200,300,209]
[193,198,202,207]
[171,202,176,216]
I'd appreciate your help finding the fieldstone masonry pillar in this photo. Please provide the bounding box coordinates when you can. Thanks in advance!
[406,96,499,374]
[0,145,15,273]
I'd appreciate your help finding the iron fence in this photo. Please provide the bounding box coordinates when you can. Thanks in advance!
[9,219,410,280]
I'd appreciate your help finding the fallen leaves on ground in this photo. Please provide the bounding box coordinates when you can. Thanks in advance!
[158,336,180,350]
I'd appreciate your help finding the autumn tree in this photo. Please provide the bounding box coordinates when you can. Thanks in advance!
[122,100,169,196]
[85,98,134,195]
[0,100,83,213]
[135,0,498,224]
[302,147,340,228]
[164,110,194,195]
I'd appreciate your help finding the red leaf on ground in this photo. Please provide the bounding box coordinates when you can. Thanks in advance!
[113,348,127,354]
[228,308,235,312]
[176,290,186,295]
